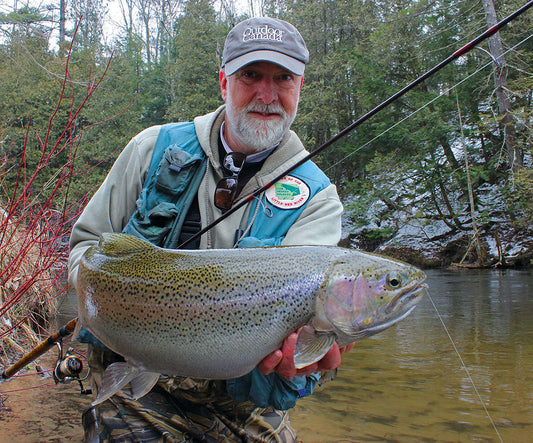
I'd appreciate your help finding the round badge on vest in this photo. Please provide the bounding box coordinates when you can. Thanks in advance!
[265,176,310,210]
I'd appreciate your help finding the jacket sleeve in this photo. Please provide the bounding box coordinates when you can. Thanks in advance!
[68,126,160,288]
[226,370,321,411]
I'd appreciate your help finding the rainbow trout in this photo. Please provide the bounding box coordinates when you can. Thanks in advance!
[76,233,428,405]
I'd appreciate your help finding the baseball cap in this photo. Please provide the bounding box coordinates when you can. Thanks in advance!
[222,17,309,76]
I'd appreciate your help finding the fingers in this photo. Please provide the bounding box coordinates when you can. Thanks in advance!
[294,362,318,377]
[258,333,356,379]
[316,342,342,372]
[339,343,355,354]
[257,349,283,375]
[257,332,298,377]
[275,333,298,379]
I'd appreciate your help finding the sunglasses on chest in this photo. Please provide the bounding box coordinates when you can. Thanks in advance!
[214,152,247,211]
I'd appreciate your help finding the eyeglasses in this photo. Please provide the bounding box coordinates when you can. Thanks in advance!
[214,152,246,211]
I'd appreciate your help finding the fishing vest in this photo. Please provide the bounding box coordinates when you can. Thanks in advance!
[122,122,207,248]
[120,122,333,410]
[122,122,333,249]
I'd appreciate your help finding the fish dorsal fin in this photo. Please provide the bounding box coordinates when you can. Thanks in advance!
[131,372,160,400]
[98,233,153,256]
[92,361,141,406]
[294,325,336,369]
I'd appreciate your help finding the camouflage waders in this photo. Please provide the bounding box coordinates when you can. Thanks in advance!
[82,346,300,443]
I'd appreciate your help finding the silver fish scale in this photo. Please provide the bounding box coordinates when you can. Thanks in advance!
[78,235,345,379]
[77,233,426,379]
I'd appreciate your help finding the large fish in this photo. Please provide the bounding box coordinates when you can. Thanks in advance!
[76,233,428,405]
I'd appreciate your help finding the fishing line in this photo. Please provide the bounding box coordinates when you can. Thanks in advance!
[323,32,533,176]
[178,1,533,249]
[330,31,529,436]
[426,291,504,443]
[9,369,52,378]
[0,382,56,394]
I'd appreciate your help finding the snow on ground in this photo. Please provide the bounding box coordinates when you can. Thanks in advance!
[341,171,532,267]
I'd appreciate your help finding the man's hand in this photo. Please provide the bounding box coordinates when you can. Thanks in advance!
[257,331,355,379]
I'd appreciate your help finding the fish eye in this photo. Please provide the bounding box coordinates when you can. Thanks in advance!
[386,272,403,289]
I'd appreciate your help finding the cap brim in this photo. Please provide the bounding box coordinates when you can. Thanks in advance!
[224,50,305,76]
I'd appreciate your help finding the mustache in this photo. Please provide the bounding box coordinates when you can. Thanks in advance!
[245,102,287,117]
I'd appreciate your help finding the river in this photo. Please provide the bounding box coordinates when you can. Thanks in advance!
[1,268,532,442]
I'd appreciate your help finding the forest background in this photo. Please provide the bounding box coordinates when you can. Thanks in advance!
[0,0,532,270]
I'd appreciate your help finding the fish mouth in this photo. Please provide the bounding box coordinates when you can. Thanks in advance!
[353,283,428,339]
[386,282,428,315]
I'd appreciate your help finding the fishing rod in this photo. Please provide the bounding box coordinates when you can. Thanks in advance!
[1,1,531,385]
[1,318,77,380]
[1,318,89,393]
[178,0,533,249]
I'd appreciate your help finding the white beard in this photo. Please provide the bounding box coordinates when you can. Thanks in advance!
[225,89,297,153]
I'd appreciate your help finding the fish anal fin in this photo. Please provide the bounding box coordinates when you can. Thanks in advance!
[131,372,160,400]
[293,325,336,369]
[92,362,141,406]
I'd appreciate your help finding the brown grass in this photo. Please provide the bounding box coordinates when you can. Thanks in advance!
[0,202,65,365]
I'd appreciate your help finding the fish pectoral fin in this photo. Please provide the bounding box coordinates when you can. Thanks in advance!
[92,362,141,406]
[293,325,336,369]
[130,372,160,400]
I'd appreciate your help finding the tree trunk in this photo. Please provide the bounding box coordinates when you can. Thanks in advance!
[59,0,66,44]
[137,0,152,64]
[457,94,483,265]
[481,0,522,173]
[119,0,135,45]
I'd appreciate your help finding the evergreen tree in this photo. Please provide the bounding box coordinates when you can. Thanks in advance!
[166,0,225,120]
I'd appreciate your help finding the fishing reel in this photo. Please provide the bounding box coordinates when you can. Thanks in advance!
[53,340,92,395]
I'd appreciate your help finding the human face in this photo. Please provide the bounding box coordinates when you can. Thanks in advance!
[220,61,303,154]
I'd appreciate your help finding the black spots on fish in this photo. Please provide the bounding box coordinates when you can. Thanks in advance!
[83,244,326,333]
[363,267,378,281]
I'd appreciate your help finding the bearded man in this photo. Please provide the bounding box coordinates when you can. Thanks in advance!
[69,17,349,442]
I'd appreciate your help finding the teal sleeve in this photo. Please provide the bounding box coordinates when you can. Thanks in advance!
[226,369,320,410]
[76,328,109,350]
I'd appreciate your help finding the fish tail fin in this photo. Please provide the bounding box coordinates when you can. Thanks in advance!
[72,317,83,340]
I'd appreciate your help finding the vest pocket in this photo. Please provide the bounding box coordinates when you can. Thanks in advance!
[154,145,204,196]
[123,202,181,245]
[123,144,206,246]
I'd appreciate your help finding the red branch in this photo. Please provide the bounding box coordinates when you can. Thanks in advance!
[0,22,127,356]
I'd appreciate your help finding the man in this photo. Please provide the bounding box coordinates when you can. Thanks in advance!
[69,17,348,442]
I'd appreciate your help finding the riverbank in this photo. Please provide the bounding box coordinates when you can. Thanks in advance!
[340,204,533,269]
[0,291,89,441]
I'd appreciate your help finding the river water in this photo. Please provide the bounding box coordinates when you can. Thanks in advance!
[1,269,532,442]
